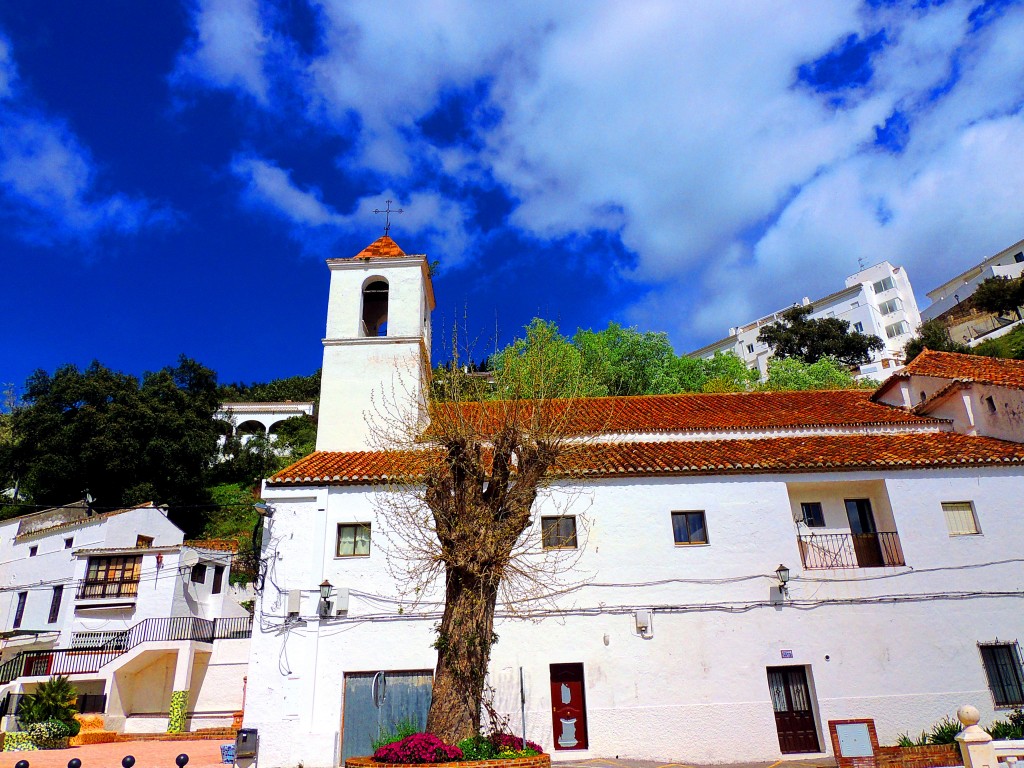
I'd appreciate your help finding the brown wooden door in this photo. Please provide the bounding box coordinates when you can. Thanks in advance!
[550,663,589,750]
[767,666,820,754]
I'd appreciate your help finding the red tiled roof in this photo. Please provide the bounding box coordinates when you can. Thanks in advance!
[268,432,1024,486]
[893,349,1024,390]
[335,235,407,260]
[431,389,941,438]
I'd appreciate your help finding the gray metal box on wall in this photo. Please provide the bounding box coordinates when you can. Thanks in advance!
[236,728,258,759]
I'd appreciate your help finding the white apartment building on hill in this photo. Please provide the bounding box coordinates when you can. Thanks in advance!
[241,237,1024,768]
[0,501,251,735]
[690,261,922,381]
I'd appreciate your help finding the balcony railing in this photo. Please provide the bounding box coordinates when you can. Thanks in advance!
[76,579,140,600]
[798,531,905,569]
[0,616,253,684]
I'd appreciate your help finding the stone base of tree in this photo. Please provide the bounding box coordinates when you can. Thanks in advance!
[345,754,550,768]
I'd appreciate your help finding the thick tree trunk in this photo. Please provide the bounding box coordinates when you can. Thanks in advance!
[426,567,499,744]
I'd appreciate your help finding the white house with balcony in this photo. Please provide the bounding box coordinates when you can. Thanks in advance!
[217,401,315,448]
[690,261,922,381]
[0,500,252,735]
[240,237,1024,768]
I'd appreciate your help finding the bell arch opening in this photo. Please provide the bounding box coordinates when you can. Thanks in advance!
[361,278,389,337]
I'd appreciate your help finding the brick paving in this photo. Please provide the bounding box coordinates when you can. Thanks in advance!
[554,758,837,768]
[0,739,229,768]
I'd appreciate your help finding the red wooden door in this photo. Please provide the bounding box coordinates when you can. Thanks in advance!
[767,666,820,754]
[549,663,589,750]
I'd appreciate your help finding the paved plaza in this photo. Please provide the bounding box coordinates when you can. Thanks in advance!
[0,740,226,768]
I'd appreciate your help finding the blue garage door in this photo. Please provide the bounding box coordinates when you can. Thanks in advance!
[342,670,433,763]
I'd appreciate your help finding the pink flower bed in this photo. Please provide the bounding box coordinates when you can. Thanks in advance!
[373,733,464,764]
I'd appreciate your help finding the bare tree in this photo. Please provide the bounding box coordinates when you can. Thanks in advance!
[369,325,597,744]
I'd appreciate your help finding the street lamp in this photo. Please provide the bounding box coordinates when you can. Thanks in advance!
[775,564,791,596]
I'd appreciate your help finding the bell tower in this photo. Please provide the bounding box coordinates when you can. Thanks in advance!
[315,236,434,452]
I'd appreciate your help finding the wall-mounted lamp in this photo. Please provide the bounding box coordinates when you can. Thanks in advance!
[776,564,791,597]
[318,580,333,617]
[253,502,274,519]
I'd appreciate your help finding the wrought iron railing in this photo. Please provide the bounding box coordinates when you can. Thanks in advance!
[798,531,905,569]
[76,578,140,600]
[0,615,252,684]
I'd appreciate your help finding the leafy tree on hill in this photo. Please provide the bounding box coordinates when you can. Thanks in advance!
[5,357,220,532]
[218,371,321,403]
[903,319,970,363]
[972,275,1024,321]
[490,319,606,399]
[757,305,885,366]
[572,322,680,395]
[763,356,874,390]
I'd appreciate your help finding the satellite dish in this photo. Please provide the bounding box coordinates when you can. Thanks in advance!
[180,550,200,569]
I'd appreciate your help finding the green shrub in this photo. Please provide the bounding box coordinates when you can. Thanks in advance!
[456,736,497,761]
[26,720,71,749]
[18,676,79,738]
[988,708,1024,739]
[896,731,928,747]
[928,716,962,745]
[372,716,420,751]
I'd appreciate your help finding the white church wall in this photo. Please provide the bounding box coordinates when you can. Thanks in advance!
[248,467,1024,766]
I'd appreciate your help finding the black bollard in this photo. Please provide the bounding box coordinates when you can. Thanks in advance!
[122,756,135,768]
[68,760,82,768]
[14,760,29,768]
[175,755,189,767]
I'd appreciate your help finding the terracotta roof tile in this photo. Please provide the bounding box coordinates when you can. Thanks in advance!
[336,235,407,260]
[432,389,940,438]
[897,350,1024,390]
[268,432,1024,486]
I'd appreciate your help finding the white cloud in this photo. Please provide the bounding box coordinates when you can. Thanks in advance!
[0,35,15,100]
[179,0,1024,348]
[174,0,272,104]
[232,154,341,225]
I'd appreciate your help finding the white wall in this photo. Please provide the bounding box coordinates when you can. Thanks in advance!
[248,467,1024,766]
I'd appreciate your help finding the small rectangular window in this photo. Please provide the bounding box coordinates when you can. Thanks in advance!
[800,502,826,528]
[136,535,154,548]
[541,516,578,549]
[985,395,997,413]
[942,502,980,535]
[671,511,708,545]
[1015,252,1023,263]
[13,592,27,629]
[336,523,372,557]
[873,276,895,293]
[746,344,754,354]
[885,321,909,339]
[190,564,207,584]
[48,586,64,624]
[980,642,1024,707]
[28,545,37,557]
[64,538,73,549]
[879,298,903,315]
[853,322,864,333]
[212,565,225,595]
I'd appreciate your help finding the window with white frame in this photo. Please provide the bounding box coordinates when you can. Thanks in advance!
[941,501,980,535]
[885,320,909,339]
[979,642,1024,707]
[872,276,895,293]
[853,322,864,333]
[336,523,371,557]
[878,297,903,315]
[541,516,578,549]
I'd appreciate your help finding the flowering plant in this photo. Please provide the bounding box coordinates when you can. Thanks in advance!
[488,733,542,754]
[373,732,464,764]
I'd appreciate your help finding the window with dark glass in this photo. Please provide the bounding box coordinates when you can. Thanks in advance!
[671,511,708,545]
[48,586,63,624]
[28,546,37,557]
[80,556,142,599]
[800,502,825,527]
[541,516,578,549]
[191,564,207,584]
[980,642,1024,707]
[13,592,27,629]
[336,523,371,557]
[136,535,154,548]
[212,565,225,594]
[64,537,74,549]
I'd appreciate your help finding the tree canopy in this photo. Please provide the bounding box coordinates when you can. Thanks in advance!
[903,319,971,363]
[217,371,321,403]
[972,275,1024,321]
[757,305,885,366]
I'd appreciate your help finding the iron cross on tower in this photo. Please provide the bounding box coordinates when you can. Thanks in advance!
[373,199,404,237]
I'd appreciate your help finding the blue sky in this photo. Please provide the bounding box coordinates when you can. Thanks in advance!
[2,1,1024,390]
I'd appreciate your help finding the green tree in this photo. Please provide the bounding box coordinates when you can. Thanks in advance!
[689,351,760,392]
[758,305,885,366]
[218,371,321,403]
[272,415,318,464]
[7,357,220,533]
[489,319,606,399]
[762,356,873,391]
[18,676,81,737]
[972,275,1024,321]
[903,319,971,363]
[572,322,680,395]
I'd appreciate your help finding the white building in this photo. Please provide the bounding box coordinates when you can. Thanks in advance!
[244,237,1024,767]
[0,500,251,735]
[690,261,922,381]
[919,237,1024,344]
[218,401,315,447]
